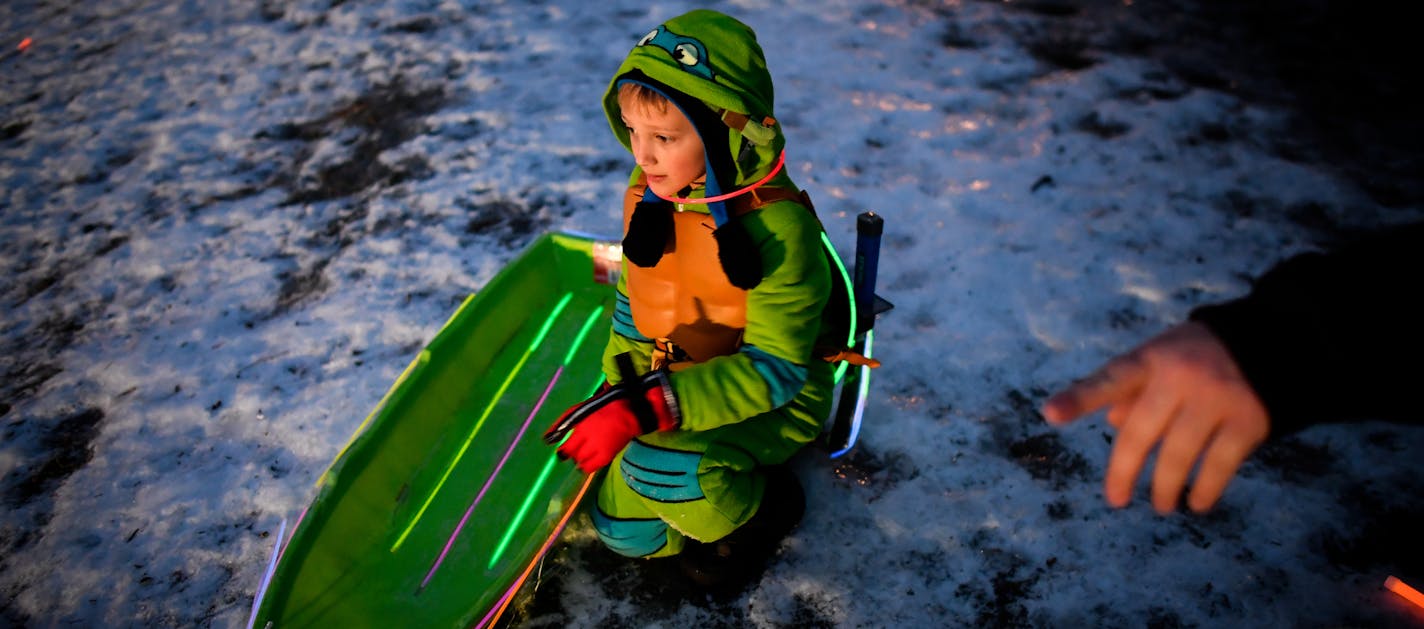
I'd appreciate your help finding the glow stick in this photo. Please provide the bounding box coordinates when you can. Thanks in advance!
[487,454,559,569]
[652,151,785,204]
[1385,575,1424,611]
[830,329,873,458]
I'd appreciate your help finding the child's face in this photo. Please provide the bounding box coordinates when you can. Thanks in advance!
[619,97,707,199]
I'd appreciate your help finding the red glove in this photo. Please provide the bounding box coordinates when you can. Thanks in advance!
[544,369,680,473]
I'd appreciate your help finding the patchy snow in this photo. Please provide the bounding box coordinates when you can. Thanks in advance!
[2,0,1421,627]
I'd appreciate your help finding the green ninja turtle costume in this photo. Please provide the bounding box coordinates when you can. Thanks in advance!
[558,10,847,565]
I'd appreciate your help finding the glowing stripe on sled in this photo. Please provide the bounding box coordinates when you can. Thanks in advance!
[419,305,606,586]
[392,292,574,552]
[564,306,606,366]
[488,453,561,569]
[474,473,597,629]
[419,367,564,589]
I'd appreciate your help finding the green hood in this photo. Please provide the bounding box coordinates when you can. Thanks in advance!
[602,10,786,189]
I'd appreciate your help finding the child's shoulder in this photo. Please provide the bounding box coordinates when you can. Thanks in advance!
[742,190,822,242]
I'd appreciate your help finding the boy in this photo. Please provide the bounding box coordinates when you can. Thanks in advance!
[544,9,845,586]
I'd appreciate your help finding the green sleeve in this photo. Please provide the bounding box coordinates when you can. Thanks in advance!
[668,202,831,431]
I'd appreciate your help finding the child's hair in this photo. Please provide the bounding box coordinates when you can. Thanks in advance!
[617,82,669,115]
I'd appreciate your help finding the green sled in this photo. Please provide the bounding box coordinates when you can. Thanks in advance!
[249,232,622,629]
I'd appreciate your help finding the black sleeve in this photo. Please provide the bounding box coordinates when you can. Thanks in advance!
[1188,222,1424,436]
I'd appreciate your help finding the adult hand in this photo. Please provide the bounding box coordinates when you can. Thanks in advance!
[1041,321,1270,513]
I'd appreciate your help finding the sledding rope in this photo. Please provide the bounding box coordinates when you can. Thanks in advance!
[474,470,597,629]
[1386,576,1424,611]
[244,507,307,627]
[281,505,307,559]
[393,293,575,552]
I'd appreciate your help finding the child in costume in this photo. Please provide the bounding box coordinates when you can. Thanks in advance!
[545,9,854,585]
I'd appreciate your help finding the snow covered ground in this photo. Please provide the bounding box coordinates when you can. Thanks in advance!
[2,0,1421,626]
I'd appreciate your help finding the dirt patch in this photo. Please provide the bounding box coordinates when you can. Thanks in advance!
[1006,432,1091,490]
[828,447,919,501]
[0,595,30,629]
[258,78,446,205]
[1152,2,1417,207]
[458,191,573,246]
[1250,436,1335,485]
[0,119,27,143]
[1,363,63,414]
[3,407,105,508]
[274,258,331,315]
[1163,1,1421,208]
[514,541,750,628]
[951,542,1040,627]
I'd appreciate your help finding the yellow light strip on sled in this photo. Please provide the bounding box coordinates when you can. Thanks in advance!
[391,292,575,552]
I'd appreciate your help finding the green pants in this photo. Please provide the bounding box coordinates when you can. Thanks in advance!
[590,368,831,558]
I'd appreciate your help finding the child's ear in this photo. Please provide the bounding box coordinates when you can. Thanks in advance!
[624,199,674,267]
[714,218,763,289]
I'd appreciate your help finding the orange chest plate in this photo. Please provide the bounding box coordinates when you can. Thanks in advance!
[623,187,747,362]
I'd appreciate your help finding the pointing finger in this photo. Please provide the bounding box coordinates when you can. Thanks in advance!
[1043,352,1148,425]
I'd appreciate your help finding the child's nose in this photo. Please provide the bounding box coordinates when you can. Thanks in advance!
[631,138,654,166]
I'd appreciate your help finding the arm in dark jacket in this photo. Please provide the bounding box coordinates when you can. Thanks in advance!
[1190,222,1424,435]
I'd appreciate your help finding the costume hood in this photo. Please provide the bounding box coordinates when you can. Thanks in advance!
[602,9,785,192]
